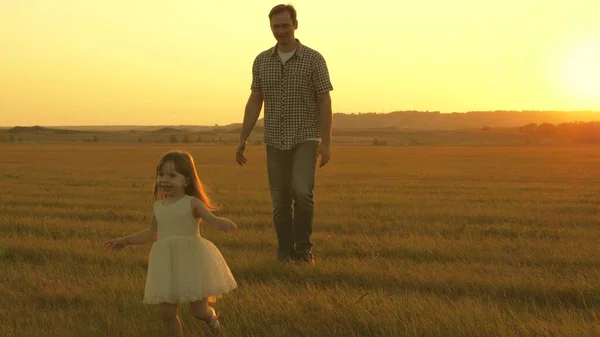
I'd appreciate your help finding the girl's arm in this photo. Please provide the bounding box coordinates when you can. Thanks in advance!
[191,197,237,232]
[123,215,158,245]
[104,215,158,252]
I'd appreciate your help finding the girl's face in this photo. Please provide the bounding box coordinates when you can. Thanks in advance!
[156,161,187,198]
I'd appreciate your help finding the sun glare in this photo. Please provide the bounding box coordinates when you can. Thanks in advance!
[563,39,600,100]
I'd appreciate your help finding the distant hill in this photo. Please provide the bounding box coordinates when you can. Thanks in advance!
[331,110,600,129]
[150,127,190,133]
[4,110,600,133]
[228,110,600,130]
[3,118,598,146]
[225,126,265,134]
[7,125,88,134]
[28,125,218,132]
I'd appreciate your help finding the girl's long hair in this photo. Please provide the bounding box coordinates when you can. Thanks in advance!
[153,150,218,210]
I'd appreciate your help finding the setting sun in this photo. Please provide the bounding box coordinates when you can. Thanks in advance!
[563,39,600,100]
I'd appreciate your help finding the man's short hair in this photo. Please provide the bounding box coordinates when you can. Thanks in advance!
[269,4,297,23]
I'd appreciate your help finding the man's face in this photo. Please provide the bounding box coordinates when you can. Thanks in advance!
[270,11,297,45]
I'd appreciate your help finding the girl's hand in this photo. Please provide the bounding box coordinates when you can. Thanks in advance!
[220,219,238,232]
[104,237,127,252]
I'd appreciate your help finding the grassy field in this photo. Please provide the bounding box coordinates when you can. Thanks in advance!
[1,144,599,337]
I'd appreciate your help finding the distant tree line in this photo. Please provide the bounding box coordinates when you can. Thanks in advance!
[519,122,600,144]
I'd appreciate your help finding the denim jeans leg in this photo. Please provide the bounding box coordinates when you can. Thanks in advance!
[291,140,319,255]
[266,145,294,259]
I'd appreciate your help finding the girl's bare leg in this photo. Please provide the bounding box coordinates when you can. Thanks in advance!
[190,298,216,322]
[190,298,220,333]
[159,303,183,337]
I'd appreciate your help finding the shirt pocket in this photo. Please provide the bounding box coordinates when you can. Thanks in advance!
[287,66,311,94]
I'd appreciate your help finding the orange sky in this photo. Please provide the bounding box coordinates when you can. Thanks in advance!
[1,0,600,126]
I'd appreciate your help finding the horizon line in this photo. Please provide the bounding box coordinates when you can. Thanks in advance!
[2,109,600,128]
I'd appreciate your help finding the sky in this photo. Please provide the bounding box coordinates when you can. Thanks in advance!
[1,0,600,126]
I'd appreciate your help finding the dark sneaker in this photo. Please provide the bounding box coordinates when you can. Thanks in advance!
[278,252,295,262]
[294,252,315,265]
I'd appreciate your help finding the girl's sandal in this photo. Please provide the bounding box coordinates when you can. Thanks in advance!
[206,309,221,334]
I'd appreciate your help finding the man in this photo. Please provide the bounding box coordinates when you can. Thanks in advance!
[236,4,333,264]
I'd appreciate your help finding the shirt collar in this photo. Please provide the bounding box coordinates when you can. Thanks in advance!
[270,39,304,58]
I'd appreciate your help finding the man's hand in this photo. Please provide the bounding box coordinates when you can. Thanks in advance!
[317,142,331,167]
[236,141,247,166]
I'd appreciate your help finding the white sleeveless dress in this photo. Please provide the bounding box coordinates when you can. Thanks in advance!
[143,195,237,304]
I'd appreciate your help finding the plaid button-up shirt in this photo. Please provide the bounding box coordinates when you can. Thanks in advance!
[251,40,333,150]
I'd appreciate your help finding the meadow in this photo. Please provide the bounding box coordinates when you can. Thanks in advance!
[1,143,599,336]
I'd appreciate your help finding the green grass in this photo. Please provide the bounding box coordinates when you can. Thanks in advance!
[1,144,599,336]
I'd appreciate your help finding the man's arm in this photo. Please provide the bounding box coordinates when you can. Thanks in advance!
[312,51,333,150]
[239,91,264,145]
[236,91,263,166]
[316,91,332,167]
[316,92,332,145]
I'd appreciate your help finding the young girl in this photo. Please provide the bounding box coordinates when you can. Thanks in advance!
[104,150,238,336]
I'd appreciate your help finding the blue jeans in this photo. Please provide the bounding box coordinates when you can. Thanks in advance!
[266,141,319,259]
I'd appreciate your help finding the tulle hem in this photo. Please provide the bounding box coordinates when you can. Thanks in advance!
[143,284,237,304]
